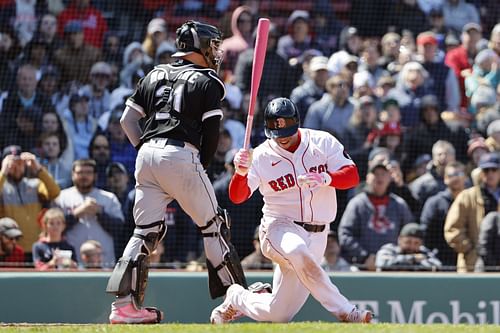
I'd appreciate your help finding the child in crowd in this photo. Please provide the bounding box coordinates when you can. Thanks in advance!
[79,240,104,269]
[32,208,77,270]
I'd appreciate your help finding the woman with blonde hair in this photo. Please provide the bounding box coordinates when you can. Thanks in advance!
[142,18,169,59]
[32,208,77,270]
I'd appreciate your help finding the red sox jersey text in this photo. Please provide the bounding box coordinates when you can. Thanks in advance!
[247,128,354,223]
[268,163,327,192]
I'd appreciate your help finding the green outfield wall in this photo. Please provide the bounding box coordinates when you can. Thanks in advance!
[0,271,499,324]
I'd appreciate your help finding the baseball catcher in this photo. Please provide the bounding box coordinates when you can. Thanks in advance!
[105,20,246,324]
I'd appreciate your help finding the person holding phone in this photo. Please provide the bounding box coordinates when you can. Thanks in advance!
[32,208,78,270]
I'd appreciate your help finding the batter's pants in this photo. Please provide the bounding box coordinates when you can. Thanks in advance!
[227,217,355,322]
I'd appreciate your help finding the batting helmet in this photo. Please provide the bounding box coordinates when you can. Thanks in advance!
[172,21,223,70]
[264,97,300,139]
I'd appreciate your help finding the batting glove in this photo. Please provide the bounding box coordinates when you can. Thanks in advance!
[234,148,253,176]
[297,172,332,190]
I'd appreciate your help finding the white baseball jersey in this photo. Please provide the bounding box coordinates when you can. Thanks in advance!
[247,128,354,223]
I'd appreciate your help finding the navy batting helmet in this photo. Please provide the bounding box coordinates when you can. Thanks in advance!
[172,21,223,69]
[264,98,300,139]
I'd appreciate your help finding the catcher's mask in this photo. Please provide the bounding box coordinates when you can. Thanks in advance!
[172,20,224,72]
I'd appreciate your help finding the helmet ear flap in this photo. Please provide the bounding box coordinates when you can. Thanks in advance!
[177,39,186,50]
[175,24,190,51]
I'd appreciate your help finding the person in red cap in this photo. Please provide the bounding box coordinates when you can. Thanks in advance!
[57,0,108,48]
[378,121,403,159]
[466,137,489,174]
[417,31,460,112]
[445,23,483,109]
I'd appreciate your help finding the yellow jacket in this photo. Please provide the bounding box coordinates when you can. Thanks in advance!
[0,169,61,252]
[444,185,497,272]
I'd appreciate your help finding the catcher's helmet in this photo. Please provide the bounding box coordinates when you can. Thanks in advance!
[172,21,223,70]
[264,97,300,139]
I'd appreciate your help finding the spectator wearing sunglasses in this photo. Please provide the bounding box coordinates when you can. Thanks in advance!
[445,153,500,272]
[0,217,25,267]
[420,161,466,268]
[304,75,355,142]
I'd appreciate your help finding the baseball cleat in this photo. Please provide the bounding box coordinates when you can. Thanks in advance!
[109,296,163,324]
[210,302,241,324]
[210,284,245,324]
[339,307,373,323]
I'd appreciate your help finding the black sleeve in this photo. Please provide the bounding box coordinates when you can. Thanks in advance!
[478,212,499,267]
[391,183,420,216]
[400,128,424,176]
[233,51,251,93]
[31,242,44,263]
[126,76,148,115]
[419,196,435,233]
[97,211,124,235]
[200,116,221,169]
[63,211,79,229]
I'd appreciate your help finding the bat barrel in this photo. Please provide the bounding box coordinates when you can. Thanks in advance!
[243,18,270,149]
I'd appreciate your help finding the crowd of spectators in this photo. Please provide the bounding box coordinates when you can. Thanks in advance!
[0,0,499,272]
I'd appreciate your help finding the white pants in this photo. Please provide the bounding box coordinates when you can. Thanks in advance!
[228,217,354,322]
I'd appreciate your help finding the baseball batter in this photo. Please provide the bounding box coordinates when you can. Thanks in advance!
[105,20,246,324]
[210,97,372,324]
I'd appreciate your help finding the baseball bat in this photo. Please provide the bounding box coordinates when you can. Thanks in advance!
[243,18,270,150]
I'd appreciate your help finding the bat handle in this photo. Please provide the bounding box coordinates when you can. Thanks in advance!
[243,114,254,150]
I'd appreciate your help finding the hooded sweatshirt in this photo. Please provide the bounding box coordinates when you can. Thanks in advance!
[220,6,253,74]
[120,42,152,89]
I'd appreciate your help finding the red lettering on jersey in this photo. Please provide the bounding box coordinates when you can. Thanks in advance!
[284,174,295,187]
[268,180,281,192]
[309,164,328,173]
[276,176,287,190]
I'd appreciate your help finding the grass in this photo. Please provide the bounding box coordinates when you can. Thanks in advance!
[0,323,497,333]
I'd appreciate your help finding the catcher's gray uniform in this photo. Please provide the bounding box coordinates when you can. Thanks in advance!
[134,138,217,226]
[127,62,224,227]
[106,61,246,312]
[106,21,247,324]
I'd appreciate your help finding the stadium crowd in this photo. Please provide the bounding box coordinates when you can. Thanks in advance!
[0,0,499,272]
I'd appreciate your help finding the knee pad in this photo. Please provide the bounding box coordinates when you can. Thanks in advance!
[106,220,166,306]
[134,220,167,255]
[199,207,247,299]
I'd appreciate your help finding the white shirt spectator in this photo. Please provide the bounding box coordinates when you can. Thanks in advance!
[55,187,124,267]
